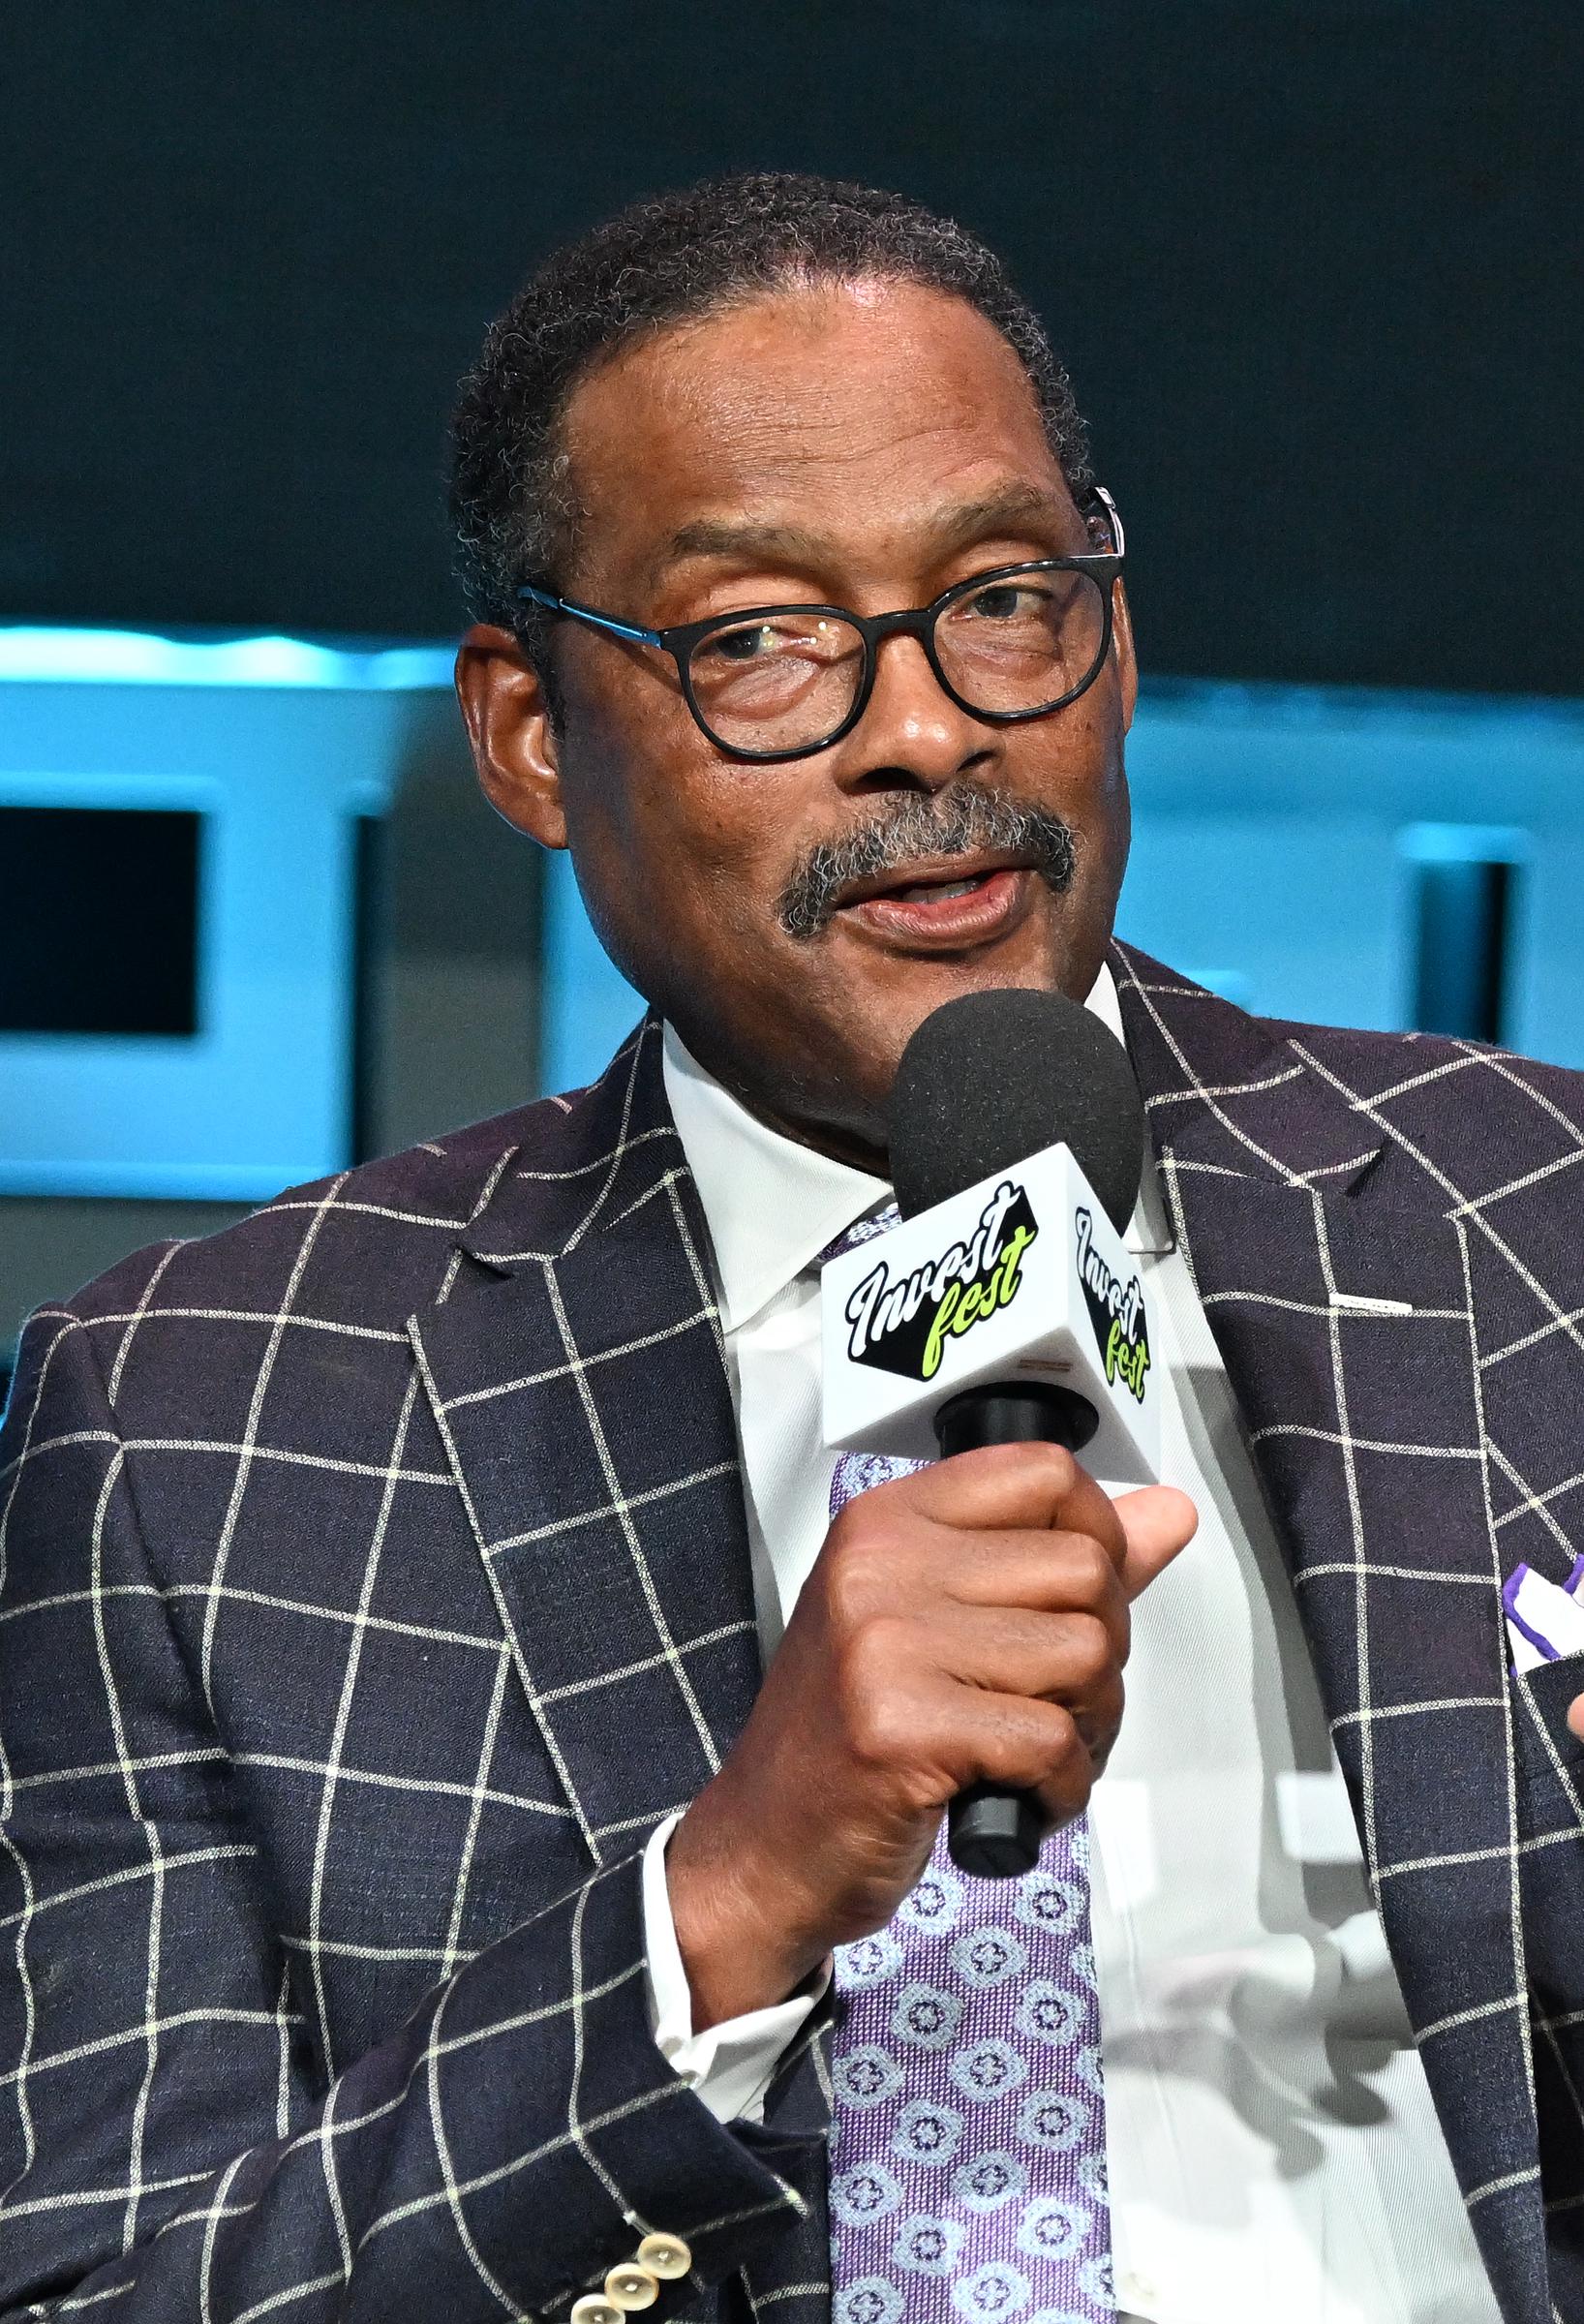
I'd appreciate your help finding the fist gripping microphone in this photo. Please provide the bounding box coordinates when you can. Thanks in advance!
[820,988,1158,1880]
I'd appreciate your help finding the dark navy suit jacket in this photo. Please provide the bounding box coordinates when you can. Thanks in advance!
[5,944,1584,2324]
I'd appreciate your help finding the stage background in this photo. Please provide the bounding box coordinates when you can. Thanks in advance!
[3,0,1580,1373]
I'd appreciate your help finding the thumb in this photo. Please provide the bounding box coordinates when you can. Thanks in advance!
[1113,1484,1198,1601]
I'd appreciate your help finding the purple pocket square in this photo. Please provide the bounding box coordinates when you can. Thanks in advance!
[1505,1558,1584,1669]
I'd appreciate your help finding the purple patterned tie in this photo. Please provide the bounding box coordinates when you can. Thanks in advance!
[824,1210,1114,2324]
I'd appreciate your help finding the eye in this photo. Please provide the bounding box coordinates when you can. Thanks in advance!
[961,580,1051,621]
[705,624,779,663]
[690,615,857,684]
[695,619,800,667]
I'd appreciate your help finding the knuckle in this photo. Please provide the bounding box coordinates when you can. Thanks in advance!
[1064,1533,1114,1602]
[823,1523,893,1626]
[848,1611,911,1685]
[1041,1701,1083,1767]
[1017,1438,1078,1497]
[824,1500,868,1561]
[1035,1709,1095,1808]
[845,1678,913,1775]
[1005,1697,1074,1777]
[838,1615,914,1729]
[1061,1613,1114,1693]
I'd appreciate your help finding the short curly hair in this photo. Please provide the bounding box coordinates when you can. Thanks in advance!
[448,171,1094,670]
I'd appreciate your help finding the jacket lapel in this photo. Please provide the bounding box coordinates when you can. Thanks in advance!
[1113,943,1548,2320]
[409,1019,762,1868]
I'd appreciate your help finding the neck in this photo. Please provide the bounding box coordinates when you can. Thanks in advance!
[669,1024,893,1180]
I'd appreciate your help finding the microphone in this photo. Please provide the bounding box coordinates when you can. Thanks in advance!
[820,987,1158,1880]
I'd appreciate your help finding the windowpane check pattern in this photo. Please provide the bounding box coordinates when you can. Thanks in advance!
[5,945,1584,2320]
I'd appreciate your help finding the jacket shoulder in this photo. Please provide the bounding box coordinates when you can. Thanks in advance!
[1113,945,1584,1192]
[1260,1014,1584,1129]
[54,1090,596,1337]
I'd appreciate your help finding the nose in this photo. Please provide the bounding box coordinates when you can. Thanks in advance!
[838,627,996,792]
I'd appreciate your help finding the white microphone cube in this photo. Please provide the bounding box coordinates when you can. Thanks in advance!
[820,1143,1160,1483]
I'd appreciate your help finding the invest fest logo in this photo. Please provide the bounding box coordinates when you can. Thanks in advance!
[1073,1207,1149,1399]
[842,1180,1149,1401]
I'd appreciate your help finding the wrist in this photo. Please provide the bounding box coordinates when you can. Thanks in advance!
[667,1791,826,2034]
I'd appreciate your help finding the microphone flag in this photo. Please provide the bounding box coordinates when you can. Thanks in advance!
[821,1140,1160,1484]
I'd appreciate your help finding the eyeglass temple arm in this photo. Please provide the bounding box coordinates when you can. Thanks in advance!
[515,582,662,649]
[1086,484,1125,560]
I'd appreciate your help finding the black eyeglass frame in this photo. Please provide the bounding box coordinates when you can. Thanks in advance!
[515,487,1127,766]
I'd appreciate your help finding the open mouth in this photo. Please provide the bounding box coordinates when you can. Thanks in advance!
[833,860,1035,947]
[836,854,1027,909]
[882,872,996,904]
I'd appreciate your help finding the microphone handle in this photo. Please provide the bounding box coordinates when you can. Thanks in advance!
[933,1382,1100,1881]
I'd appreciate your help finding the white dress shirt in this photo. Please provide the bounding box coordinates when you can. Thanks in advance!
[641,970,1499,2324]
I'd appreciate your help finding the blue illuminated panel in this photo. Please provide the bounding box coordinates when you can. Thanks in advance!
[0,632,450,1199]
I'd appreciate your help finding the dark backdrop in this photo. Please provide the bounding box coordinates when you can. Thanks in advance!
[6,1,1579,692]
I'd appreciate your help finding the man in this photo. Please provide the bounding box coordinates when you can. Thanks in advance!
[3,173,1583,2324]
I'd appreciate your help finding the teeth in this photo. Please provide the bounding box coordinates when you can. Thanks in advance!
[893,876,983,903]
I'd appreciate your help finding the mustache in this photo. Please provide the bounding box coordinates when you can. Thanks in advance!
[776,781,1078,941]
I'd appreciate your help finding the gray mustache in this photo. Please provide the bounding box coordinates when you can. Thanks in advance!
[777,782,1078,941]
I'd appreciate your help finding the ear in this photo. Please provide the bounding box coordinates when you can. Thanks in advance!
[453,624,567,849]
[1110,577,1139,734]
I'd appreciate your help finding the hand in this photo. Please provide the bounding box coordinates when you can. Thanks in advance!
[665,1443,1197,2031]
[1568,1694,1584,1740]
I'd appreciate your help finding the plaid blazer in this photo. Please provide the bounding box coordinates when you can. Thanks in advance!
[5,941,1584,2324]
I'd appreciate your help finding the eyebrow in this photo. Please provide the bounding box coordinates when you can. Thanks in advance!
[649,482,1075,587]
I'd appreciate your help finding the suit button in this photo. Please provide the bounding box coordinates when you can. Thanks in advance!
[636,2232,692,2280]
[569,2299,624,2324]
[605,2263,659,2309]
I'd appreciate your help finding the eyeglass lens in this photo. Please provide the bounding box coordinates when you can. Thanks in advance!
[685,569,1108,754]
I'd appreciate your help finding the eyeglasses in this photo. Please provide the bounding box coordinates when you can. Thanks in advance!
[516,487,1125,765]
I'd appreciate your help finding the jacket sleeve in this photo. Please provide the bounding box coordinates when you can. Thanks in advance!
[0,1303,816,2322]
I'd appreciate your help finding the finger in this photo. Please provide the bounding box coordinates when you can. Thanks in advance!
[921,1687,1097,1822]
[930,1528,1129,1645]
[914,1601,1127,1709]
[1569,1692,1584,1741]
[876,1441,1128,1566]
[1112,1484,1198,1601]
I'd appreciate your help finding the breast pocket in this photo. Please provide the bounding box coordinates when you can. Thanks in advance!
[1489,1657,1584,2002]
[1512,1654,1584,1843]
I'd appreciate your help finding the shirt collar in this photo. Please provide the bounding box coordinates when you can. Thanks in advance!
[661,1024,888,1331]
[661,962,1155,1332]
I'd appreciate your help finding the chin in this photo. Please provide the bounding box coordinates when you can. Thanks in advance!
[873,937,1073,1028]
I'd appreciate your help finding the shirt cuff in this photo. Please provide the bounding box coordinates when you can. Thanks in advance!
[641,1811,829,2125]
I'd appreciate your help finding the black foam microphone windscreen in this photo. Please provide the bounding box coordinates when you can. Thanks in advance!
[887,986,1146,1231]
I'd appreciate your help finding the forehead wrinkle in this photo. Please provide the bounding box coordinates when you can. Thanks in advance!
[650,482,1074,592]
[567,284,1067,596]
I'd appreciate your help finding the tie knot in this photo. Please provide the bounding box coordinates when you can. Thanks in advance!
[816,1201,902,1271]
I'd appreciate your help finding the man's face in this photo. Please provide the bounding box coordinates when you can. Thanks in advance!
[458,279,1136,1168]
